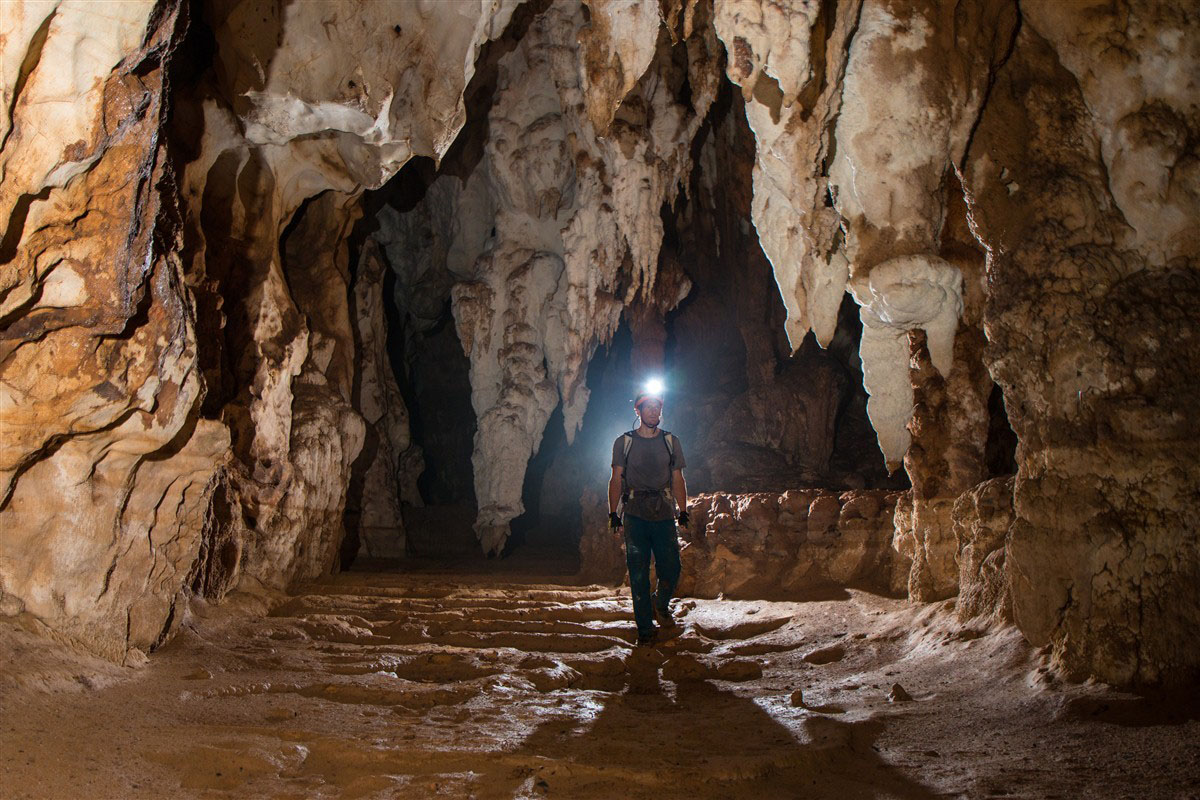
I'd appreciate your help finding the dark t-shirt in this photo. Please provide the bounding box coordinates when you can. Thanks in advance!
[611,431,686,521]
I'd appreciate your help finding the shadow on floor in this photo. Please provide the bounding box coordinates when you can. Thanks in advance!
[474,672,939,800]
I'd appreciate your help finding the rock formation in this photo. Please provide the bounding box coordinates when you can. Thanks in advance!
[680,489,906,598]
[960,1,1200,685]
[367,0,720,554]
[1,0,524,655]
[346,239,422,559]
[1,0,1196,689]
[0,1,228,661]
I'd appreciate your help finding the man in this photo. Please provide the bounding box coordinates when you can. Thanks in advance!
[608,386,689,646]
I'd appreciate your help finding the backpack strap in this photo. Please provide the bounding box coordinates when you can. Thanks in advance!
[624,430,675,468]
[659,430,675,468]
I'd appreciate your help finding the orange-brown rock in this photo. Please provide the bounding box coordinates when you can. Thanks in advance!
[953,476,1016,623]
[676,490,904,599]
[0,2,228,661]
[961,2,1200,685]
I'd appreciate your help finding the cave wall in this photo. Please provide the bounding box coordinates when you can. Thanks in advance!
[0,0,522,658]
[2,0,1197,687]
[718,0,1199,685]
[0,2,228,661]
[961,3,1200,685]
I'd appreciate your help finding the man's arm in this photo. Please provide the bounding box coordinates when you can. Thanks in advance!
[671,468,687,514]
[609,466,624,514]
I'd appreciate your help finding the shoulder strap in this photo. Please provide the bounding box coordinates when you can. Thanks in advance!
[624,431,675,466]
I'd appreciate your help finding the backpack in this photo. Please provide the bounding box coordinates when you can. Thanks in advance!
[619,430,677,518]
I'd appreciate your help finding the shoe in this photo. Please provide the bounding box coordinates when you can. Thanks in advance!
[651,593,676,628]
[635,630,657,646]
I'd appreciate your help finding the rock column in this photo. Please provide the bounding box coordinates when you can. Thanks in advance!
[962,2,1200,684]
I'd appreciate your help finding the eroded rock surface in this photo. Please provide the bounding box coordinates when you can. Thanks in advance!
[960,2,1200,684]
[0,1,228,661]
[1,0,526,658]
[1,0,1197,691]
[679,490,905,598]
[4,571,1197,799]
[579,490,905,599]
[953,476,1016,623]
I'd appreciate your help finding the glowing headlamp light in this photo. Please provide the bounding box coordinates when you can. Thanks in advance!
[644,377,665,395]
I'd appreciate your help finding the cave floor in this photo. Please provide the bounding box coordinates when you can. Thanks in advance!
[2,568,1198,799]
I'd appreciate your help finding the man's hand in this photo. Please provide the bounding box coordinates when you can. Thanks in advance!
[609,512,623,530]
[676,510,690,528]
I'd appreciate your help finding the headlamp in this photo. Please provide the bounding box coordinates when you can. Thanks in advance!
[633,377,666,410]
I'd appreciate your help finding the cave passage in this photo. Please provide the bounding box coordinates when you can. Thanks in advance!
[2,0,1198,796]
[349,79,916,566]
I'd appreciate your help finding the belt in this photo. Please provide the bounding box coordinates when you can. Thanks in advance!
[628,489,669,496]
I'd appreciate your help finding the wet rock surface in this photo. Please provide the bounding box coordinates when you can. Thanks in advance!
[2,568,1197,799]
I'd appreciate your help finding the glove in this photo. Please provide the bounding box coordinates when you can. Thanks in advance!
[609,512,623,529]
[676,510,690,528]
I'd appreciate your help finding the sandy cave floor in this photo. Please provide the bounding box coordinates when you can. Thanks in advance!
[2,563,1199,800]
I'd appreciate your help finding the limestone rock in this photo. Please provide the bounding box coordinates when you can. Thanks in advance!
[348,241,422,558]
[677,490,903,598]
[953,476,1016,623]
[177,0,521,584]
[374,0,721,553]
[209,0,522,191]
[962,2,1200,684]
[714,0,1015,466]
[712,0,854,349]
[1,0,525,659]
[577,490,627,585]
[894,187,996,604]
[0,1,228,661]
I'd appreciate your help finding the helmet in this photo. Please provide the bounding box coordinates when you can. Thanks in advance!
[633,391,664,410]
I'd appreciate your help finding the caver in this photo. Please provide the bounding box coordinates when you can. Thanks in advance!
[607,380,690,646]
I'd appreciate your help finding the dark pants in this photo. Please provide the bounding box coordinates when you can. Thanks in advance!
[623,514,681,636]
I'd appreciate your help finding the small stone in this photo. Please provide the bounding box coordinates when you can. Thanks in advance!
[888,683,913,702]
[124,648,149,668]
[789,689,805,707]
[183,667,213,680]
[802,644,845,665]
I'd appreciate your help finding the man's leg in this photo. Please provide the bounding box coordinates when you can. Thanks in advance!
[648,518,682,615]
[623,515,655,639]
